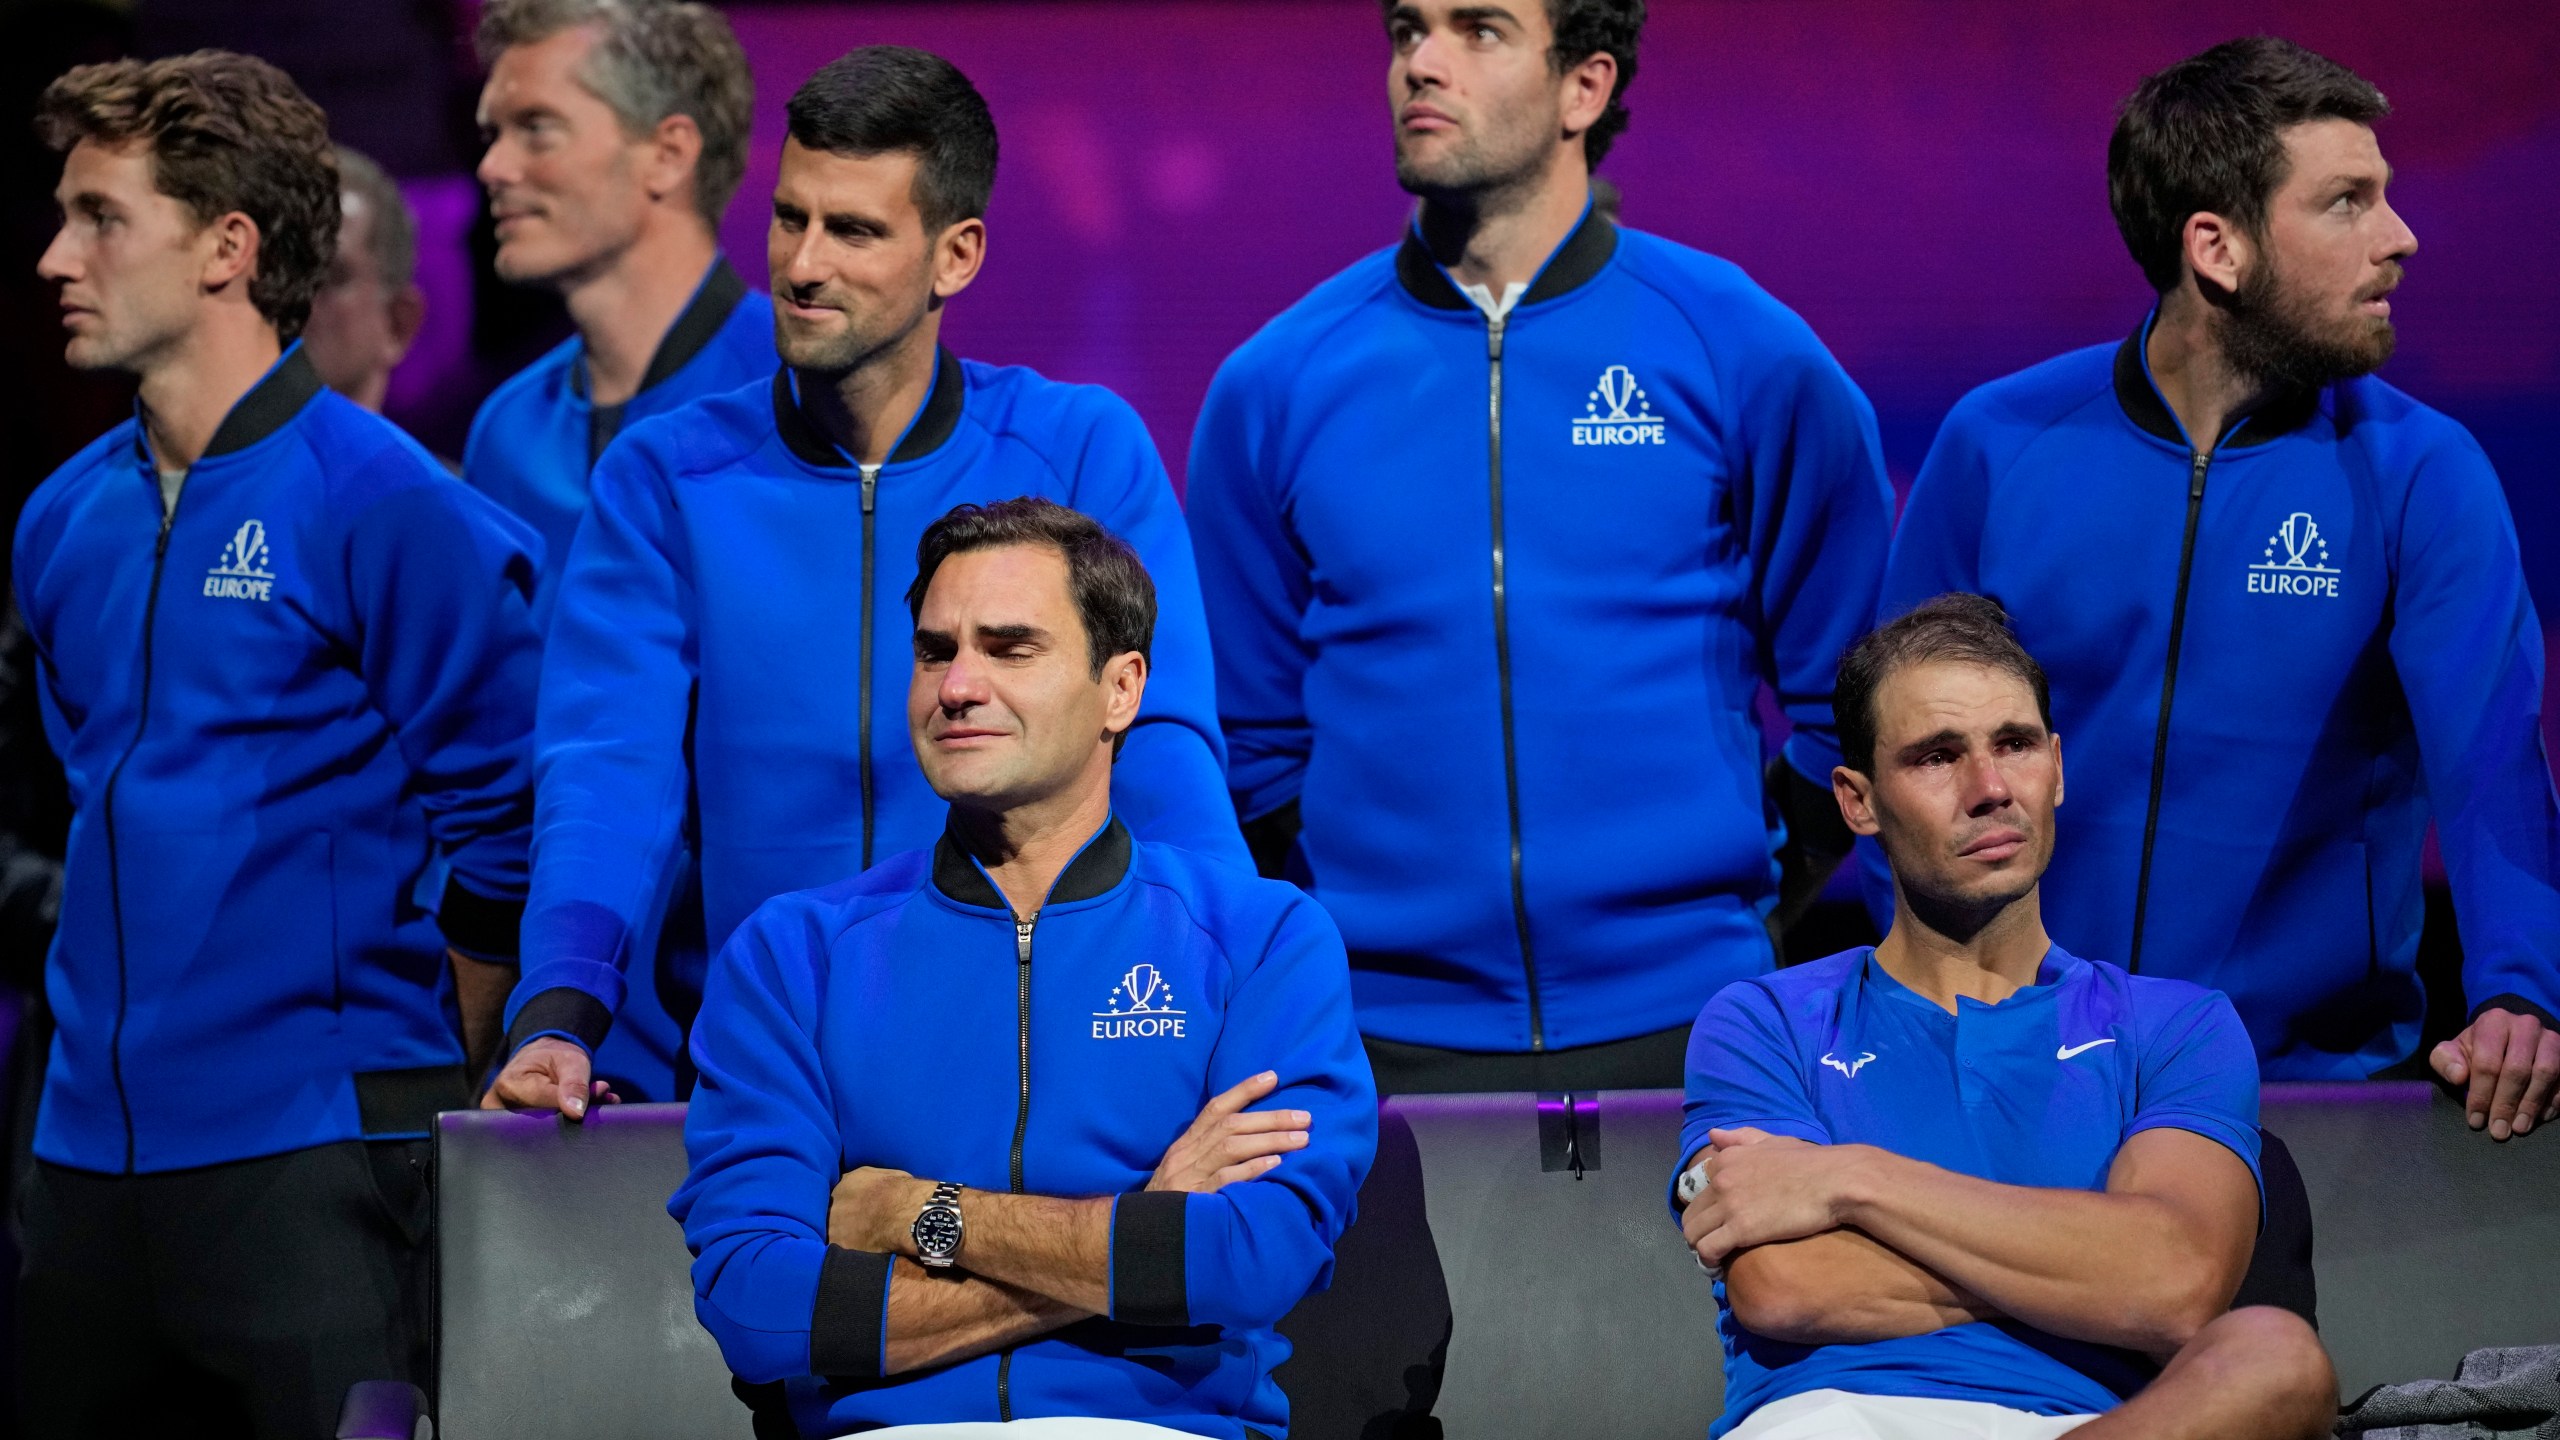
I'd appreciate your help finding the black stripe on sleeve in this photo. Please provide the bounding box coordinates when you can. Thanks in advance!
[1109,1190,1190,1326]
[810,1246,893,1379]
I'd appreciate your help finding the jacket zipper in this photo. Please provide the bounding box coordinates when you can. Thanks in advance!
[997,910,1035,1420]
[100,481,183,1173]
[1483,313,1545,1050]
[858,463,879,870]
[2127,450,2212,973]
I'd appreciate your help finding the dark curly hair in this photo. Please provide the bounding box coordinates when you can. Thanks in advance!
[1382,0,1645,168]
[2109,37,2388,294]
[37,51,339,341]
[1836,594,2053,777]
[908,498,1155,679]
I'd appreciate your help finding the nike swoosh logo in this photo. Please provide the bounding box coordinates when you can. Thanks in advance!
[2056,1039,2118,1060]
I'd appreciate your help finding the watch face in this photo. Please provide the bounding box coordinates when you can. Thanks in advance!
[914,1205,962,1257]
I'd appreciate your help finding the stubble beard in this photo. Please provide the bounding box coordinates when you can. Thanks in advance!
[2215,252,2398,393]
[1394,105,1556,207]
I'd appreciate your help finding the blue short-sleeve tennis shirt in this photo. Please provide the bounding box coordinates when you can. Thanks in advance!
[1676,945,2263,1433]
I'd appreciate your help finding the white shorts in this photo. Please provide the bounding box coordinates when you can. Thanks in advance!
[839,1414,1198,1424]
[1725,1389,2102,1440]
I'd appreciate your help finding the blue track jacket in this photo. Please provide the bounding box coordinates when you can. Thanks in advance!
[672,815,1375,1438]
[506,352,1249,1060]
[464,258,772,1099]
[464,258,774,629]
[1879,317,2560,1076]
[14,347,541,1172]
[1186,208,1894,1053]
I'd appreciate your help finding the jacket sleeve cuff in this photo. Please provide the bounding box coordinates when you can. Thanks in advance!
[2467,993,2560,1031]
[809,1246,892,1379]
[500,986,614,1060]
[1108,1190,1189,1326]
[438,874,525,959]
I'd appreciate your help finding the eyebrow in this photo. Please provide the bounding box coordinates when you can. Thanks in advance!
[976,624,1047,646]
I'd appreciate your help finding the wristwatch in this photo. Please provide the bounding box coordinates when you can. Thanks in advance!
[911,1180,965,1268]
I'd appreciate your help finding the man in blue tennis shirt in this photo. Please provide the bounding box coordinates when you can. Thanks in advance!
[1878,37,2560,1134]
[674,499,1372,1437]
[467,0,771,1099]
[1678,596,2333,1440]
[488,48,1245,1118]
[1187,0,1892,1092]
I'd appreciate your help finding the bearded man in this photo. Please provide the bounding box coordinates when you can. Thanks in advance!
[1876,36,2560,1134]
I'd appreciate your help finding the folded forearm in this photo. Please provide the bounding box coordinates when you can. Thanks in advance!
[1838,1148,2219,1353]
[1725,1228,1993,1345]
[951,1190,1115,1314]
[884,1257,1089,1374]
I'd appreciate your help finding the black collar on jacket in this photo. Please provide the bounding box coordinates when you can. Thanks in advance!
[176,343,324,460]
[932,812,1133,913]
[2111,319,2322,451]
[1394,202,1619,312]
[773,347,966,469]
[571,257,750,403]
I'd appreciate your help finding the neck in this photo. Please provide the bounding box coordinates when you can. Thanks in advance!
[2144,287,2272,452]
[136,306,284,474]
[1872,883,2051,1012]
[562,216,719,409]
[799,314,941,468]
[952,766,1115,920]
[1414,149,1591,296]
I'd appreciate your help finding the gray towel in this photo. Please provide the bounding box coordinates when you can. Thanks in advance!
[2336,1346,2560,1440]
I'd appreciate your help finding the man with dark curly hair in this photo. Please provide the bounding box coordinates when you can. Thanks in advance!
[17,51,541,1436]
[1187,0,1894,1092]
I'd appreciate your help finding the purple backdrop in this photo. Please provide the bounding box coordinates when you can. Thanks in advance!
[668,2,2559,535]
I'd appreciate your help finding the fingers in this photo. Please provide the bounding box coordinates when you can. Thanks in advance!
[2528,1029,2560,1129]
[1210,1154,1285,1189]
[2430,1036,2468,1086]
[2486,1014,2542,1140]
[1197,1071,1280,1124]
[557,1046,594,1121]
[1216,1127,1309,1164]
[2461,1013,2507,1131]
[1217,1107,1313,1136]
[594,1080,623,1108]
[1709,1127,1772,1150]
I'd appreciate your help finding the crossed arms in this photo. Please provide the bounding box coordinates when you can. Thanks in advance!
[825,1072,1310,1375]
[1679,1124,2258,1362]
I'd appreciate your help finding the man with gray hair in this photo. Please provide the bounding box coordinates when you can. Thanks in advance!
[466,0,773,1103]
[302,145,426,415]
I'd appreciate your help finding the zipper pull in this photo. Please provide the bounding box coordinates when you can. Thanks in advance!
[1487,314,1506,361]
[859,462,879,516]
[1014,916,1034,965]
[2188,452,2209,499]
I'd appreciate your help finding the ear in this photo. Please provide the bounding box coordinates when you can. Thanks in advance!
[385,284,426,360]
[1833,764,1881,839]
[1557,50,1617,150]
[1099,648,1147,742]
[642,112,706,210]
[930,216,987,302]
[2049,731,2064,810]
[198,210,261,297]
[2180,210,2252,299]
